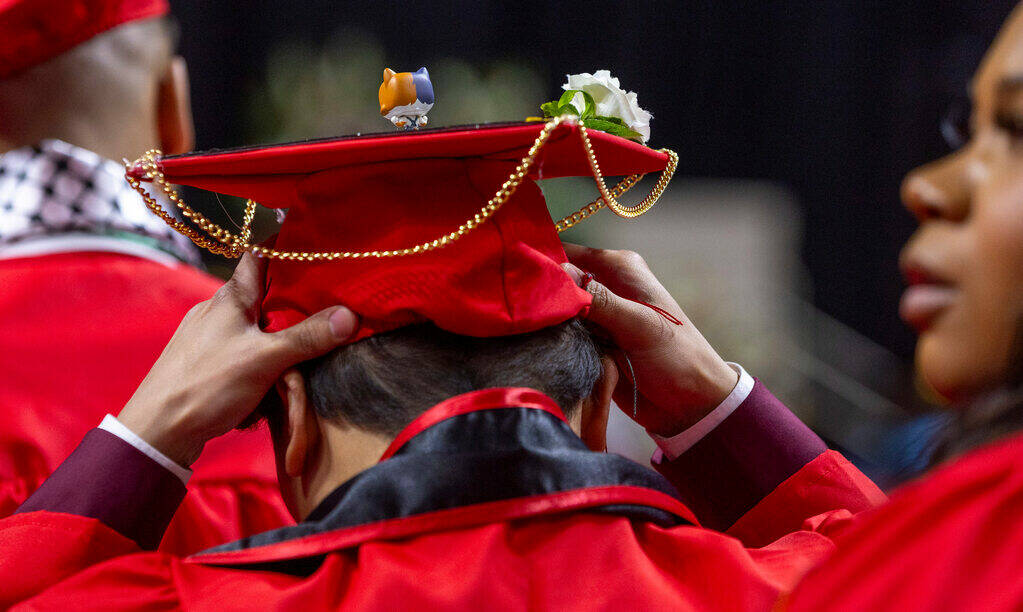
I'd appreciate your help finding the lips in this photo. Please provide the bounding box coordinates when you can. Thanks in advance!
[899,261,958,333]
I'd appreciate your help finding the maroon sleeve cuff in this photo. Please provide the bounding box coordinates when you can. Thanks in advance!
[15,428,186,550]
[654,380,826,530]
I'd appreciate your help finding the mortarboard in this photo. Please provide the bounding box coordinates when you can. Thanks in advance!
[0,0,168,79]
[126,118,677,342]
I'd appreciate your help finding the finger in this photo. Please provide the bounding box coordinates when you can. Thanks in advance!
[561,262,588,287]
[580,276,669,350]
[563,261,680,336]
[562,243,668,305]
[267,305,360,364]
[563,243,647,278]
[223,252,268,306]
[562,242,603,269]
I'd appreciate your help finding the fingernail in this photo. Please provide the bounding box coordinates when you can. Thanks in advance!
[562,263,584,286]
[328,307,358,339]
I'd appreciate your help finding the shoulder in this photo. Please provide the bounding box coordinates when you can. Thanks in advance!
[788,431,1023,611]
[0,251,221,299]
[886,430,1023,518]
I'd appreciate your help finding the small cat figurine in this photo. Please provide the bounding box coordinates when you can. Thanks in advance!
[379,67,434,129]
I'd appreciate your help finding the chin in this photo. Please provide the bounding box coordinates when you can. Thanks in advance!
[915,330,1004,405]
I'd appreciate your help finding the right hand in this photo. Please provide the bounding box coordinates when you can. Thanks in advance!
[562,243,738,437]
[117,253,359,467]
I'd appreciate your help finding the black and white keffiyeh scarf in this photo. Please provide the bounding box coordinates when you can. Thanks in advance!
[0,139,199,265]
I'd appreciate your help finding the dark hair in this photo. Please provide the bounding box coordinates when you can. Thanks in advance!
[298,319,602,437]
[933,385,1023,462]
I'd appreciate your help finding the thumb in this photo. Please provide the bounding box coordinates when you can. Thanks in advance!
[268,306,360,364]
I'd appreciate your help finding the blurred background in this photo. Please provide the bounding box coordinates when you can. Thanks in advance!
[168,0,1017,486]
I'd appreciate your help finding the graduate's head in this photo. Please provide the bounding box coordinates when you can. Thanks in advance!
[299,321,606,436]
[0,1,193,161]
[900,3,1023,403]
[265,319,617,519]
[126,119,676,519]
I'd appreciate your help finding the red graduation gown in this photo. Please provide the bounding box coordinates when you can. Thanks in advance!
[0,386,883,609]
[0,252,291,554]
[786,430,1023,611]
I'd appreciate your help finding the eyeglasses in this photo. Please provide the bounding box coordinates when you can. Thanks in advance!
[940,94,971,151]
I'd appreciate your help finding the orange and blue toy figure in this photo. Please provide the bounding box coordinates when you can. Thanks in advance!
[379,67,434,129]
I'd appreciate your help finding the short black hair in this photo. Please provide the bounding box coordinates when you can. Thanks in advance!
[299,319,601,437]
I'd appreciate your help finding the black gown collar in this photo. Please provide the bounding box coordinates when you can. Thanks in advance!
[200,388,688,566]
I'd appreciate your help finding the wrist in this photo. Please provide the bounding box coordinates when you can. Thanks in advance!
[648,359,739,437]
[117,394,206,468]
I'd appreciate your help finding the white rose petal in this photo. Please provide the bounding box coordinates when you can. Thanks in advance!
[562,70,652,143]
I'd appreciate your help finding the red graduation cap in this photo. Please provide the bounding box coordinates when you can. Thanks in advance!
[0,0,168,78]
[127,119,677,341]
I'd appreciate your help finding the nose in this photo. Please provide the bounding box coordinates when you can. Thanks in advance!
[901,152,972,223]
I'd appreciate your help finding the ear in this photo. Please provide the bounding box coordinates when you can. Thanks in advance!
[157,56,195,155]
[417,67,429,77]
[580,355,619,451]
[275,368,321,478]
[383,68,396,81]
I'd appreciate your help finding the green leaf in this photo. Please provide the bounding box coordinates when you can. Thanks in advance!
[593,115,627,126]
[556,89,597,118]
[560,90,597,118]
[541,92,600,119]
[557,89,579,108]
[582,117,643,142]
[540,101,560,118]
[577,91,597,118]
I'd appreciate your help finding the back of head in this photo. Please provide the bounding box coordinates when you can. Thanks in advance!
[302,319,602,437]
[0,17,174,160]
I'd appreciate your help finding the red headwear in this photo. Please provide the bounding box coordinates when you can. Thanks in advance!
[127,120,676,342]
[0,0,168,78]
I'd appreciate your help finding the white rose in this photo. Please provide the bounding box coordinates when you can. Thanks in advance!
[563,70,652,143]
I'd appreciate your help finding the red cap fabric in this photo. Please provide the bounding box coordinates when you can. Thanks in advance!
[0,0,168,78]
[133,121,671,341]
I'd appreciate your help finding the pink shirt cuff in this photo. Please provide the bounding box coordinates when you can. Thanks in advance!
[649,363,753,461]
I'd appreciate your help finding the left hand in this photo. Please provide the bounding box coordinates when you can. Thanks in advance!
[117,253,359,467]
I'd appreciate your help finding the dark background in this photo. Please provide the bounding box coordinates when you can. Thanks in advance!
[170,0,1018,362]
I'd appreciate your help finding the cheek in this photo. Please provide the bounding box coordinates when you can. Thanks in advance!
[969,171,1023,342]
[924,170,1023,399]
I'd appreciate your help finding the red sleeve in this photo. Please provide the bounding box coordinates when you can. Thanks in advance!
[12,539,181,610]
[654,380,885,544]
[727,450,884,547]
[0,512,182,609]
[0,429,189,606]
[0,511,143,607]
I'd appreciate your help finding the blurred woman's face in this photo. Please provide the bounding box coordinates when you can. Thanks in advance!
[901,7,1023,403]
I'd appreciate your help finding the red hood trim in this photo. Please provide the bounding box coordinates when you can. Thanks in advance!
[188,484,698,566]
[377,387,568,462]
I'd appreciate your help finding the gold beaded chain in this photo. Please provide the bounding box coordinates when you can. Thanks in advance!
[126,155,253,257]
[124,116,678,260]
[554,173,642,232]
[579,123,678,219]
